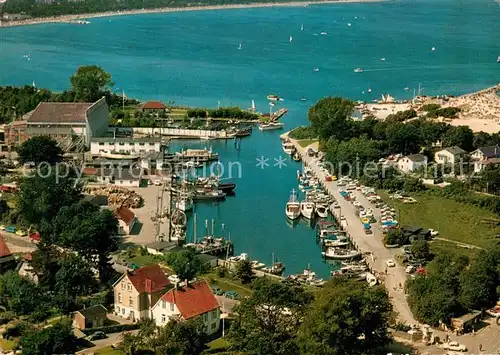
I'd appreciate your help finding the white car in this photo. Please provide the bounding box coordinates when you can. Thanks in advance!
[441,341,467,352]
[386,259,396,267]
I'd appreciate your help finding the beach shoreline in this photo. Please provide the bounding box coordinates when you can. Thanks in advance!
[0,0,382,28]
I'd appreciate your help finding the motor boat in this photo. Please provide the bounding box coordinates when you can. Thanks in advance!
[267,94,282,101]
[282,141,295,155]
[300,201,315,219]
[292,152,301,161]
[315,204,328,218]
[322,247,361,259]
[286,191,301,220]
[354,68,363,73]
[259,122,284,131]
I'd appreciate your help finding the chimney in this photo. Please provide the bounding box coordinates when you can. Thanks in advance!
[145,278,152,293]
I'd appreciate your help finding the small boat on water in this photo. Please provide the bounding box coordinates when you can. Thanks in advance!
[175,148,219,162]
[238,42,242,50]
[171,209,187,230]
[322,247,361,260]
[235,126,252,137]
[497,56,500,63]
[313,68,320,72]
[323,239,350,248]
[300,98,307,101]
[300,201,315,219]
[354,68,363,73]
[267,94,283,101]
[262,261,285,275]
[315,204,328,218]
[320,31,327,35]
[200,136,215,140]
[288,267,325,287]
[251,260,265,269]
[286,190,301,220]
[282,141,295,155]
[193,188,226,201]
[292,151,301,161]
[259,122,284,131]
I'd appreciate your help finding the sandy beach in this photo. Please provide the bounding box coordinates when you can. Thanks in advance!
[0,0,381,28]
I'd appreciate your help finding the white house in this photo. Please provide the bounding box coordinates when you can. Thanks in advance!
[434,146,467,166]
[115,206,137,235]
[151,280,221,335]
[90,137,162,155]
[398,154,428,173]
[96,168,143,187]
[471,145,500,172]
[139,151,165,172]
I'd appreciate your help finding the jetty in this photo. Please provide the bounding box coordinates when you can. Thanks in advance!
[284,134,416,324]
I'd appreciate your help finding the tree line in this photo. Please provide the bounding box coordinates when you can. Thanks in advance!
[187,107,260,120]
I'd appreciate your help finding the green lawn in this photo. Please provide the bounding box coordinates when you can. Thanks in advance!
[123,254,158,267]
[297,139,318,148]
[95,346,123,355]
[0,338,17,352]
[208,337,231,351]
[202,272,253,298]
[378,191,498,248]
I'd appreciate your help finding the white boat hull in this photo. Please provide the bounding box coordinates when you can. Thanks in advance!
[286,209,301,220]
[100,152,140,159]
[283,146,295,155]
[316,206,328,218]
[176,199,194,212]
[300,202,315,219]
[259,123,284,131]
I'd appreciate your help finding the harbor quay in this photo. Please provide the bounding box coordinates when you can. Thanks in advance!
[285,134,416,325]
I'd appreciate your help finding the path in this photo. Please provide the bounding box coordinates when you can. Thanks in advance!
[433,237,484,250]
[288,136,417,325]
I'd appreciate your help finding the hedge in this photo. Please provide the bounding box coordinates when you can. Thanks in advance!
[82,323,140,335]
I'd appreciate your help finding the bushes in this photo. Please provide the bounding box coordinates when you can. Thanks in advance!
[82,323,140,335]
[386,109,417,123]
[187,107,259,120]
[288,126,317,140]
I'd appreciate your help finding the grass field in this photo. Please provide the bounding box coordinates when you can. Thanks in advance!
[208,337,231,351]
[378,191,499,248]
[96,346,123,355]
[0,338,17,352]
[202,272,253,298]
[297,139,318,148]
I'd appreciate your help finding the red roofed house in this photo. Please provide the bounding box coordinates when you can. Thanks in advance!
[151,280,221,335]
[139,101,167,114]
[0,235,16,272]
[112,264,171,322]
[115,206,137,235]
[18,253,38,283]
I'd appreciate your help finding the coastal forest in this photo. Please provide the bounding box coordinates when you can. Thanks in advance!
[2,0,307,18]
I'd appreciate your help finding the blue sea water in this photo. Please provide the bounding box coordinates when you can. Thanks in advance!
[0,0,499,277]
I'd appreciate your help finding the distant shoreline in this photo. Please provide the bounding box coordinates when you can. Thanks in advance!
[0,0,382,28]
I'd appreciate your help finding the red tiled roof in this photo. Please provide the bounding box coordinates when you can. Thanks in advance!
[24,253,32,261]
[142,101,166,110]
[116,206,135,226]
[29,232,40,241]
[127,264,170,294]
[27,102,93,124]
[82,167,98,175]
[162,280,220,319]
[0,236,11,258]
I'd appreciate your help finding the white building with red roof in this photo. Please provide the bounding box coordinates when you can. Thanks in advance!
[115,206,137,235]
[113,264,171,321]
[151,280,221,335]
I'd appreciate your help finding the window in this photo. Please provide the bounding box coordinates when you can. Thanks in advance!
[211,310,217,319]
[162,300,166,309]
[118,293,122,303]
[211,323,217,331]
[204,313,208,322]
[121,282,125,290]
[127,283,132,291]
[170,303,174,312]
[139,142,145,146]
[121,308,125,315]
[161,314,166,323]
[129,296,134,306]
[119,142,125,146]
[98,142,104,146]
[149,143,155,146]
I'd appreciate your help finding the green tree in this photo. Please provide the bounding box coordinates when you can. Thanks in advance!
[17,136,63,166]
[152,317,207,355]
[20,321,76,355]
[0,272,49,319]
[297,278,392,355]
[70,65,113,102]
[30,245,61,289]
[410,239,430,261]
[234,259,255,284]
[228,278,312,355]
[165,248,207,281]
[17,168,82,229]
[308,97,354,141]
[442,126,474,152]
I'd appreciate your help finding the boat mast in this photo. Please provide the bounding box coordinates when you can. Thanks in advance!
[193,213,197,243]
[211,219,215,237]
[205,219,208,238]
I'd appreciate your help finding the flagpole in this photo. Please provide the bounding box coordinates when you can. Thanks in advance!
[122,90,125,110]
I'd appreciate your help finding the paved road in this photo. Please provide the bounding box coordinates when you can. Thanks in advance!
[290,137,417,325]
[216,295,240,314]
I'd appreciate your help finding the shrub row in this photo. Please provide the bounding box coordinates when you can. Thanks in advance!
[82,323,140,335]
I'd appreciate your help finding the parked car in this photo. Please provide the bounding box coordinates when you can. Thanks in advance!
[5,226,16,233]
[0,225,5,231]
[212,286,224,296]
[87,331,107,341]
[386,259,396,267]
[440,341,467,352]
[15,230,27,237]
[225,291,238,300]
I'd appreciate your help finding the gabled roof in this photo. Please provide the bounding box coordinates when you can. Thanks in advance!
[116,206,135,226]
[0,235,12,258]
[142,101,166,110]
[75,304,107,319]
[440,146,467,155]
[124,264,170,294]
[27,102,93,124]
[406,154,427,162]
[475,145,500,158]
[160,280,220,319]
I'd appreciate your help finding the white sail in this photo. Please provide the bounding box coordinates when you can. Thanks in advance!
[252,100,256,110]
[289,36,293,42]
[301,24,304,31]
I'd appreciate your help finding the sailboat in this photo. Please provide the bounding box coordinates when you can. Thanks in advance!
[300,24,304,31]
[286,190,301,220]
[289,36,293,43]
[248,99,256,112]
[497,56,500,63]
[238,42,242,50]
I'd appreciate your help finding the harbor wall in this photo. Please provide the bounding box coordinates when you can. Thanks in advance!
[131,127,231,138]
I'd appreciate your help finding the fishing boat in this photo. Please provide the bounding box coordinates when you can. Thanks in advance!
[354,68,364,73]
[300,201,315,219]
[267,94,282,101]
[282,141,295,155]
[251,260,265,269]
[193,188,226,201]
[258,122,284,131]
[262,261,285,275]
[175,148,219,162]
[100,151,140,160]
[235,126,252,137]
[292,151,301,162]
[175,183,194,212]
[322,247,361,260]
[315,204,328,218]
[286,190,301,220]
[288,267,325,287]
[323,239,350,248]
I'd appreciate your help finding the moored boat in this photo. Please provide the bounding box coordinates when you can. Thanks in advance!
[267,94,283,101]
[322,247,361,260]
[282,141,295,155]
[286,190,301,220]
[100,151,140,160]
[193,188,226,201]
[262,261,285,275]
[293,151,301,161]
[300,201,315,219]
[315,204,328,218]
[259,122,284,131]
[235,126,252,137]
